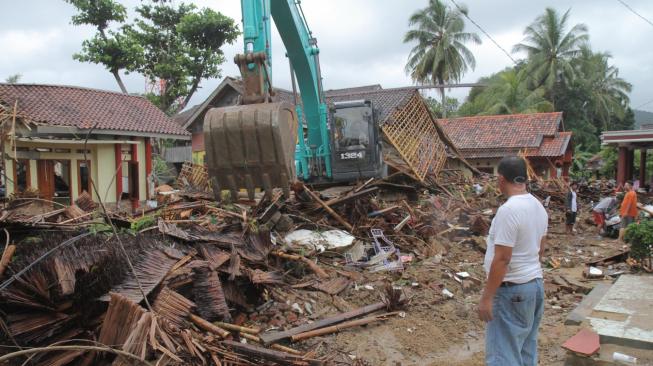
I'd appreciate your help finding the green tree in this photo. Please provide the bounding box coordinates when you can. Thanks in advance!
[403,0,481,115]
[4,74,22,83]
[426,96,459,118]
[66,0,239,113]
[573,47,632,131]
[457,67,552,116]
[513,8,589,107]
[65,0,134,93]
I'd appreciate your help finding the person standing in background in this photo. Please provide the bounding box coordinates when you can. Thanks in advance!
[565,182,579,234]
[619,181,638,241]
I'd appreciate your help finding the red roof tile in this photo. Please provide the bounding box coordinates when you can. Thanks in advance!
[438,112,571,159]
[0,83,189,137]
[531,131,572,157]
[438,112,562,150]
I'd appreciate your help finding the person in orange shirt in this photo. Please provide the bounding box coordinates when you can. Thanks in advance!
[619,181,638,241]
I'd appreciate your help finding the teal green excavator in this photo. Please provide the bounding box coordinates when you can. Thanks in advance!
[204,0,385,200]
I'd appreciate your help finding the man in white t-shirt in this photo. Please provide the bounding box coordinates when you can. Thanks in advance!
[477,156,547,366]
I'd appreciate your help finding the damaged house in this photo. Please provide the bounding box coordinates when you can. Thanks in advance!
[0,84,189,205]
[438,112,573,178]
[173,77,456,182]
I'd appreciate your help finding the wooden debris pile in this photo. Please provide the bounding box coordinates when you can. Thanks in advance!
[0,161,622,365]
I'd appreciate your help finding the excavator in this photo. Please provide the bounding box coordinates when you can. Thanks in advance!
[203,0,385,200]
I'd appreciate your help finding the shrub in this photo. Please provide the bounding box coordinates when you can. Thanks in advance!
[624,220,653,269]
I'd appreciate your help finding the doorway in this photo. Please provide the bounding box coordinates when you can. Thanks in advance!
[37,160,72,205]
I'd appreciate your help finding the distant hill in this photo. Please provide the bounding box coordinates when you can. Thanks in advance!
[633,109,653,128]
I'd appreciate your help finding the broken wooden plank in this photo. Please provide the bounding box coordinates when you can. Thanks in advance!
[221,340,317,365]
[291,312,398,342]
[586,250,630,266]
[258,301,388,345]
[313,277,350,295]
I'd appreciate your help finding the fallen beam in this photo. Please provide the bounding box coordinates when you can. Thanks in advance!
[221,340,319,365]
[290,312,398,342]
[258,301,388,345]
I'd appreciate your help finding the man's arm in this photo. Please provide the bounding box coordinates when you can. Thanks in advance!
[478,245,512,322]
[539,236,547,262]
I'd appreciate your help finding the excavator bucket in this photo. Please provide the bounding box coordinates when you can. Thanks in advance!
[203,102,298,201]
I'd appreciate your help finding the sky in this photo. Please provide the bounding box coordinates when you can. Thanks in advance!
[1,0,652,112]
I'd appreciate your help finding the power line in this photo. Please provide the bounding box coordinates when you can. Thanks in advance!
[616,0,653,28]
[448,0,517,65]
[635,98,653,109]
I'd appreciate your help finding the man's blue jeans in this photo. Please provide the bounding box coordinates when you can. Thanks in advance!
[486,278,544,366]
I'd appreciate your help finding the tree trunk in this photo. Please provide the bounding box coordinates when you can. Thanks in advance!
[181,79,200,111]
[98,29,128,95]
[112,70,128,94]
[441,87,446,118]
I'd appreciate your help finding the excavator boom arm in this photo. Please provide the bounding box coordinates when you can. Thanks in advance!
[241,0,331,179]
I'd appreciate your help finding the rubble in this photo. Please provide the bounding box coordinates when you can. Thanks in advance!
[0,161,649,365]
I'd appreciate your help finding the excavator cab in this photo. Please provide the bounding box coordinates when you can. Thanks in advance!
[329,100,384,182]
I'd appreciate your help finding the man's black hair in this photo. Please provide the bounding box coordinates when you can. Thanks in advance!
[497,156,527,184]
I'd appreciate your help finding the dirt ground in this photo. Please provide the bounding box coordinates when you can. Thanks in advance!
[303,211,644,365]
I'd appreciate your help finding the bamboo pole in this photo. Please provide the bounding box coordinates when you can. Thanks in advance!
[189,314,230,338]
[0,245,16,277]
[213,322,260,335]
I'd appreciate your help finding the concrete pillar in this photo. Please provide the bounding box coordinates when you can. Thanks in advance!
[115,144,123,200]
[626,149,635,182]
[640,149,647,186]
[617,146,628,186]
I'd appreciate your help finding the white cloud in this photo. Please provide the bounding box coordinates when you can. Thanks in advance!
[2,0,653,112]
[0,29,63,63]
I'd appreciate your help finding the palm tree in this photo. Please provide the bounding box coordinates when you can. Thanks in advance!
[483,68,553,115]
[404,0,481,116]
[513,8,589,107]
[575,47,632,130]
